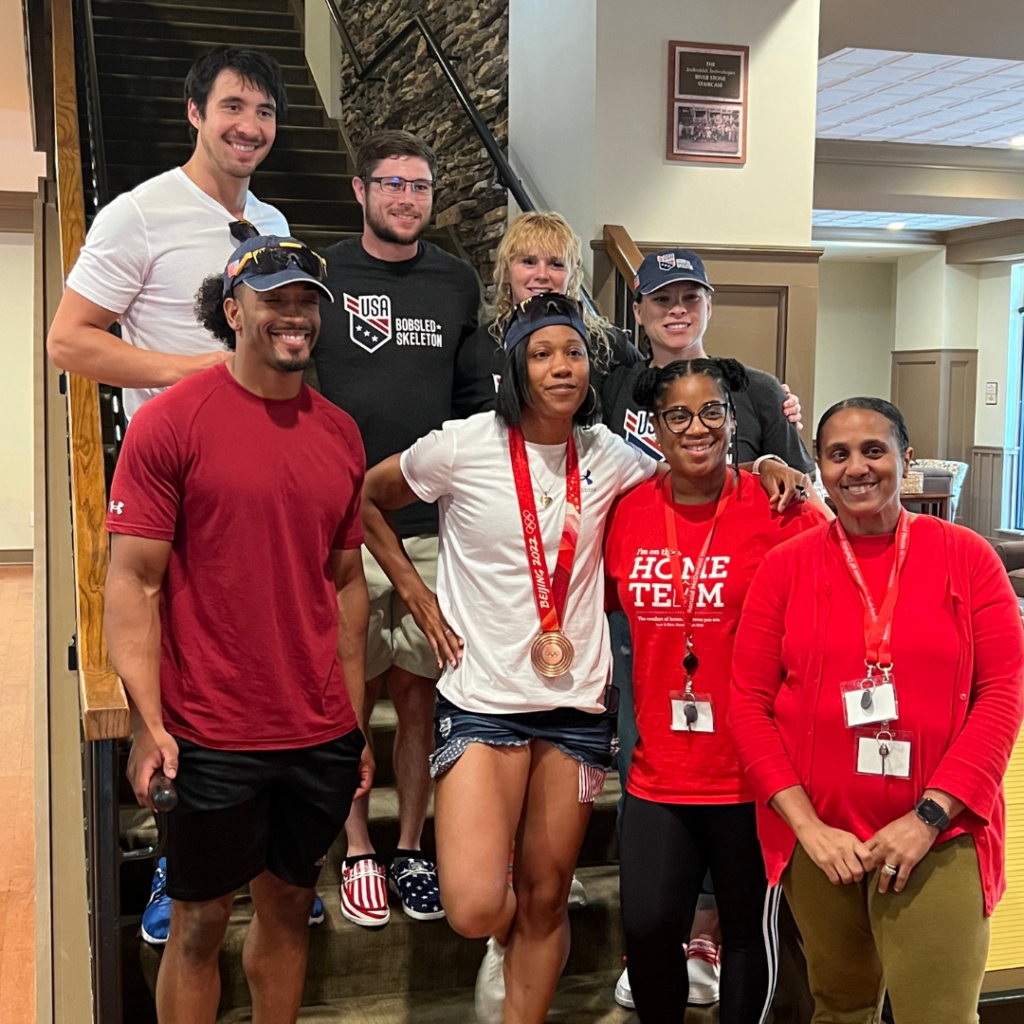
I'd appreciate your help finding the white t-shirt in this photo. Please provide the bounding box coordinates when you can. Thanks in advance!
[65,167,289,419]
[401,412,658,714]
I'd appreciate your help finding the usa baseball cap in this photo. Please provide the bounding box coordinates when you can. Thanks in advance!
[223,235,334,301]
[633,248,713,296]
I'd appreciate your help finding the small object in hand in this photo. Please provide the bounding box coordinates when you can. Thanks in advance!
[684,702,699,726]
[882,862,898,877]
[149,770,178,813]
[860,688,874,711]
[796,485,807,495]
[682,650,699,676]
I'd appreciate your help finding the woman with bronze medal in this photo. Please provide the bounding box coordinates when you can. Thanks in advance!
[731,398,1024,1024]
[360,293,658,1024]
[604,360,825,1023]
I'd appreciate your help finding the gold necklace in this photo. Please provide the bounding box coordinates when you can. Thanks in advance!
[528,447,568,508]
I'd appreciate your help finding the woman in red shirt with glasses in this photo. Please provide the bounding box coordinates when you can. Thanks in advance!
[731,397,1024,1024]
[604,358,825,1023]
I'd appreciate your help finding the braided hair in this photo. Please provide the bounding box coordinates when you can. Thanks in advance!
[632,358,749,476]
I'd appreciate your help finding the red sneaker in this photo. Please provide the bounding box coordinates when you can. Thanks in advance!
[340,856,390,928]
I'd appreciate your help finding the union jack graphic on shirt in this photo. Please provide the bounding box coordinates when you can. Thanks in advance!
[622,407,664,462]
[344,292,392,353]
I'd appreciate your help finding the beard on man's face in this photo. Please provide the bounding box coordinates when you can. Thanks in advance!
[270,353,312,373]
[364,192,432,246]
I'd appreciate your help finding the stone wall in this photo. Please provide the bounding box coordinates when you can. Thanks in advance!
[338,0,509,295]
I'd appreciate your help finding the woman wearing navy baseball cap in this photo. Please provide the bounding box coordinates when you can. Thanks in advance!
[359,293,659,1024]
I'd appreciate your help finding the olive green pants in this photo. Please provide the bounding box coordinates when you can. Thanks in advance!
[782,834,989,1024]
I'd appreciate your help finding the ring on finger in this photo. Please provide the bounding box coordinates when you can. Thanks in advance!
[443,628,453,636]
[882,862,898,876]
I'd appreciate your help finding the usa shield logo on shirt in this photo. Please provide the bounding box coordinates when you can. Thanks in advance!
[344,293,392,353]
[623,407,664,462]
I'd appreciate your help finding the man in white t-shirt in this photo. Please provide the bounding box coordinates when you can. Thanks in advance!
[47,46,290,419]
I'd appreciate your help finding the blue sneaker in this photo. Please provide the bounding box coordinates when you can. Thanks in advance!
[308,894,325,925]
[387,855,445,921]
[141,857,171,945]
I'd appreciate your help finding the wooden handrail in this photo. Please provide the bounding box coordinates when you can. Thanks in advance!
[52,0,130,741]
[602,224,644,291]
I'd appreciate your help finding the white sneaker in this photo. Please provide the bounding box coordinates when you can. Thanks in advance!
[686,939,721,1005]
[613,965,634,1009]
[568,873,588,907]
[475,936,506,1023]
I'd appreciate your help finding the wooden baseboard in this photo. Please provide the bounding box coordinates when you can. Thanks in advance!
[0,550,33,565]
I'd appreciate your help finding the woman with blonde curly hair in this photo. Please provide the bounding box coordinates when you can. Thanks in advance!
[453,211,644,417]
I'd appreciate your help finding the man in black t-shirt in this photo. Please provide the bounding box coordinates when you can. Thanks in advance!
[314,131,480,930]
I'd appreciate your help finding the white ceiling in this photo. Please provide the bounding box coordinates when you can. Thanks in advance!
[817,240,943,262]
[812,209,997,230]
[818,48,1024,147]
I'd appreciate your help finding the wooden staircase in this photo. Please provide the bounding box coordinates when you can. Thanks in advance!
[91,0,363,249]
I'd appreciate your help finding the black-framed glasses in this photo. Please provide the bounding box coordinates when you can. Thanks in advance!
[229,219,260,243]
[659,401,729,434]
[366,176,435,196]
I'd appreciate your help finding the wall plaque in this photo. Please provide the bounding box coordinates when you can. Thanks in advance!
[667,41,749,164]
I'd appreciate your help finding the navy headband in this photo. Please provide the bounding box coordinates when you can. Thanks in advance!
[502,294,588,354]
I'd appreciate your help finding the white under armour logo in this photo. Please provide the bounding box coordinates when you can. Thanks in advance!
[109,500,124,515]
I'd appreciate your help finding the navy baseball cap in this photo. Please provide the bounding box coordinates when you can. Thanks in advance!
[223,235,334,301]
[633,248,713,296]
[503,293,588,354]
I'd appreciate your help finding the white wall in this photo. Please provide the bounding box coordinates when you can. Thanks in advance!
[508,0,819,274]
[306,0,343,120]
[508,0,597,246]
[974,263,1019,448]
[592,0,818,249]
[0,232,34,551]
[814,261,896,429]
[894,250,980,351]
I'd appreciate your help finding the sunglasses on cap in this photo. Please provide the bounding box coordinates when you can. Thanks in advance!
[226,241,327,284]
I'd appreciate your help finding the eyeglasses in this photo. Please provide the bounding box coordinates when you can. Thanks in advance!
[366,176,435,196]
[659,402,729,433]
[229,219,260,243]
[227,242,327,284]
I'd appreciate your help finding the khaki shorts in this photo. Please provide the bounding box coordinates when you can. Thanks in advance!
[363,534,442,682]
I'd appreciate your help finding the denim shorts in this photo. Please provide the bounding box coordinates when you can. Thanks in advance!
[430,694,615,802]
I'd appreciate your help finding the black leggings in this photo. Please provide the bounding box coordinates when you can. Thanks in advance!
[619,795,779,1024]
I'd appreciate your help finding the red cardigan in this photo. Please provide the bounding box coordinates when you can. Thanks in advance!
[730,516,1024,914]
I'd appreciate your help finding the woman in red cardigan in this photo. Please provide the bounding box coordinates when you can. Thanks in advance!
[731,397,1024,1024]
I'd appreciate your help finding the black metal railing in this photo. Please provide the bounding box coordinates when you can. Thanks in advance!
[322,1,599,318]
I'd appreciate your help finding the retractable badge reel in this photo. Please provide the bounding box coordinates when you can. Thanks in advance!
[670,641,714,733]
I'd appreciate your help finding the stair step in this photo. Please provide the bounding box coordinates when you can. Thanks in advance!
[93,14,301,48]
[94,0,293,11]
[139,865,626,1009]
[104,141,343,173]
[101,93,327,127]
[95,32,304,63]
[102,117,340,151]
[268,198,363,228]
[93,1,296,30]
[100,72,318,104]
[250,170,355,200]
[215,969,685,1023]
[98,53,311,84]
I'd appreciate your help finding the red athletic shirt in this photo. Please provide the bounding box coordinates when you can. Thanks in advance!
[106,363,365,750]
[605,471,825,804]
[731,517,1024,914]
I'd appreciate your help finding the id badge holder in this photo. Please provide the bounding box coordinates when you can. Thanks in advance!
[854,727,913,778]
[842,666,898,728]
[670,688,715,733]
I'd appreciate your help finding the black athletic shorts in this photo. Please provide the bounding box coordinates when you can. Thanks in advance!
[164,728,365,902]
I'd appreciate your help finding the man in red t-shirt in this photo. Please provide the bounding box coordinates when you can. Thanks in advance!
[104,235,372,1023]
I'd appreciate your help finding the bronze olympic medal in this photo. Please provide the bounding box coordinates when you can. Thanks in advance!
[531,631,574,677]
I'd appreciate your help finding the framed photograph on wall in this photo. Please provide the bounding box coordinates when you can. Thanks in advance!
[667,41,749,164]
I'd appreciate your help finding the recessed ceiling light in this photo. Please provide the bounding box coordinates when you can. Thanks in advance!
[887,221,906,231]
[1009,135,1024,149]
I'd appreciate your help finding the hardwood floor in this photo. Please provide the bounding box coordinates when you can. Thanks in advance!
[0,565,35,1024]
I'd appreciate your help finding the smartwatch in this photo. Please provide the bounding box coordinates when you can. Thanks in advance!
[913,797,951,831]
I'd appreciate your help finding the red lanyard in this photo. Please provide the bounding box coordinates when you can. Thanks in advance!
[508,426,582,634]
[662,471,735,646]
[833,513,913,669]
